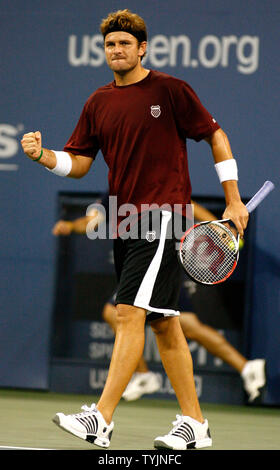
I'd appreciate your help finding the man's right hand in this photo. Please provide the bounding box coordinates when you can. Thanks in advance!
[21,131,42,160]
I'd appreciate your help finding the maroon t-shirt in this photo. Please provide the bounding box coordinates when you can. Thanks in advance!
[64,70,220,220]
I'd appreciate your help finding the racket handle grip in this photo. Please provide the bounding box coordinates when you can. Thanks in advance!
[245,180,275,214]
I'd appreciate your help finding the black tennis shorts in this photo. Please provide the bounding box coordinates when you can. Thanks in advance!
[113,210,184,321]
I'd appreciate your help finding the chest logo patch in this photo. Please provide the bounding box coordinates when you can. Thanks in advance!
[150,105,161,118]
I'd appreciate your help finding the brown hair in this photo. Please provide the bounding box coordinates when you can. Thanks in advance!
[100,9,147,43]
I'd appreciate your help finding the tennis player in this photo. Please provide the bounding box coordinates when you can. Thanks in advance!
[21,9,249,450]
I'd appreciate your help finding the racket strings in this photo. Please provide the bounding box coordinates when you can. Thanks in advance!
[180,223,238,284]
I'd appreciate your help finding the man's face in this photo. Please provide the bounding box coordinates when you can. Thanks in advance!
[104,31,146,74]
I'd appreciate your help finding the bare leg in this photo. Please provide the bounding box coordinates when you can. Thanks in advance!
[151,316,203,422]
[97,304,146,423]
[102,302,150,373]
[179,312,247,373]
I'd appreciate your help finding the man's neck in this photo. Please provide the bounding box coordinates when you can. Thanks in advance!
[114,66,150,86]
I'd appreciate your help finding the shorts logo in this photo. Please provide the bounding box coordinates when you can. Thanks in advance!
[146,230,156,242]
[150,105,161,118]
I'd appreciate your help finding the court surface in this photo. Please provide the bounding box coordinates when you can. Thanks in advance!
[0,389,279,451]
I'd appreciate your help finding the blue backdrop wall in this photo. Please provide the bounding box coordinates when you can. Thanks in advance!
[0,0,279,403]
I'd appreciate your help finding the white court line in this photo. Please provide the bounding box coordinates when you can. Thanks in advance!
[0,445,55,450]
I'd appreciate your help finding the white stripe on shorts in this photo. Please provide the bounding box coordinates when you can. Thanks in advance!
[133,210,180,317]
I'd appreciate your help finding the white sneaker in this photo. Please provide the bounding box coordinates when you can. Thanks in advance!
[241,359,266,402]
[122,372,161,401]
[52,403,114,448]
[154,415,212,450]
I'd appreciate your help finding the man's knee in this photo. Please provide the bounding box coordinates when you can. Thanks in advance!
[150,316,186,352]
[150,316,178,335]
[115,303,146,327]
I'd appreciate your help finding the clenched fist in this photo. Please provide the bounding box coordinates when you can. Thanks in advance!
[21,131,42,160]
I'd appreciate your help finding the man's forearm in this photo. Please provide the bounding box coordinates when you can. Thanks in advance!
[38,149,92,178]
[222,180,242,205]
[206,129,242,201]
[21,131,93,178]
[37,148,57,169]
[205,128,249,236]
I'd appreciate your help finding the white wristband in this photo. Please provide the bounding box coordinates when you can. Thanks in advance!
[46,151,72,177]
[215,158,238,183]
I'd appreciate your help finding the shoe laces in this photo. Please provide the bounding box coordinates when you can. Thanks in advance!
[74,403,97,417]
[169,415,185,434]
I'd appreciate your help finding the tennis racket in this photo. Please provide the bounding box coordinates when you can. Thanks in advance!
[179,180,275,285]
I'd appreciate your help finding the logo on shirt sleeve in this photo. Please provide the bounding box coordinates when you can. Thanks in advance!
[150,105,161,118]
